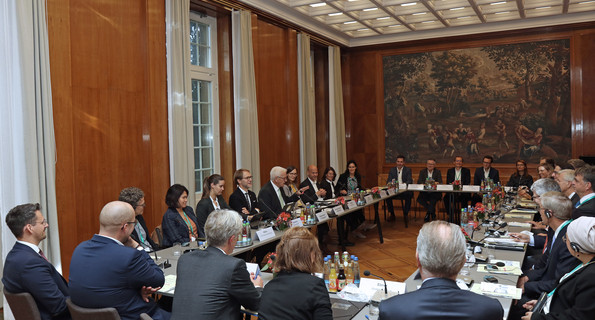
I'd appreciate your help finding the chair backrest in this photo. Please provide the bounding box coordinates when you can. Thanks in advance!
[151,224,163,247]
[3,287,41,320]
[140,313,153,320]
[66,298,121,320]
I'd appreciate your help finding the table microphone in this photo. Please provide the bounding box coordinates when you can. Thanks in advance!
[363,270,387,294]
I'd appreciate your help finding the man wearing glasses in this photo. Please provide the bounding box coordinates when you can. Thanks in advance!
[229,169,262,221]
[258,166,304,218]
[3,203,71,319]
[69,201,170,320]
[473,155,500,185]
[119,187,159,252]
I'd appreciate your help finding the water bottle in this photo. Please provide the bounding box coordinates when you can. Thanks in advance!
[323,257,330,290]
[353,257,361,287]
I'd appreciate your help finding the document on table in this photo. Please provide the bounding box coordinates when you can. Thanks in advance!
[471,282,522,300]
[483,238,525,247]
[358,278,406,299]
[477,260,522,275]
[508,221,533,228]
[157,274,177,294]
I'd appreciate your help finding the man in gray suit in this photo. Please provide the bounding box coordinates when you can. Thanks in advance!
[171,209,263,320]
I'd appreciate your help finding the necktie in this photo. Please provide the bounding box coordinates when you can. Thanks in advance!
[39,249,49,262]
[277,188,286,207]
[542,234,549,254]
[245,192,251,210]
[575,201,581,208]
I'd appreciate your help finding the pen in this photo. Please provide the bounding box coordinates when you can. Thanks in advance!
[365,315,370,320]
[254,266,260,279]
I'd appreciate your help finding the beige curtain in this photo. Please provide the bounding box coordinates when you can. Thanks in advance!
[298,33,317,180]
[232,10,262,192]
[166,0,196,205]
[328,46,347,173]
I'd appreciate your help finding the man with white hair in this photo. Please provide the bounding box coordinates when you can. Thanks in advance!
[258,166,303,217]
[171,209,263,320]
[379,221,503,319]
[555,169,579,206]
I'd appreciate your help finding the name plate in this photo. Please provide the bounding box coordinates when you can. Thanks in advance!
[387,188,396,195]
[380,190,388,197]
[463,185,480,192]
[333,205,345,215]
[399,183,407,190]
[408,184,424,191]
[316,211,330,222]
[255,227,275,241]
[290,218,303,227]
[364,195,374,204]
[347,200,357,209]
[437,184,454,191]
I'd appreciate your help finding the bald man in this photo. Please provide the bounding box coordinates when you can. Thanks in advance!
[69,201,170,320]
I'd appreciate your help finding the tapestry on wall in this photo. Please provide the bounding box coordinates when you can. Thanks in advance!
[383,39,571,165]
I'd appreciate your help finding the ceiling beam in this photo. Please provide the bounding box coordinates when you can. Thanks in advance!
[516,0,526,18]
[420,0,450,27]
[467,0,486,23]
[563,0,570,14]
[369,0,416,31]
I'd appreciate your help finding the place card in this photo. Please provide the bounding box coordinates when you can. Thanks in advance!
[399,183,407,190]
[380,190,388,197]
[364,195,374,204]
[316,211,330,222]
[437,184,454,191]
[408,184,424,191]
[346,200,357,209]
[387,188,396,195]
[290,218,303,227]
[255,227,275,241]
[332,205,345,215]
[463,185,480,192]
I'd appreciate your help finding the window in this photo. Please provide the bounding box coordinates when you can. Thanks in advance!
[189,13,219,197]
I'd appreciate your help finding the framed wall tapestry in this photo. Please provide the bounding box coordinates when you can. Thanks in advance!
[383,39,570,165]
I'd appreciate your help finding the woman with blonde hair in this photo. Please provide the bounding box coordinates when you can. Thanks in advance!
[258,227,332,320]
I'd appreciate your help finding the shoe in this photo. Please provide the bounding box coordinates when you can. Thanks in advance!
[352,231,367,239]
[424,213,430,222]
[404,215,409,228]
[387,215,396,222]
[432,214,437,220]
[364,223,377,231]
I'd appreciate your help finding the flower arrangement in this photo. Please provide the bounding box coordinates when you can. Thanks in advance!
[474,203,485,221]
[460,227,472,242]
[452,180,461,190]
[276,212,291,231]
[261,252,276,272]
[371,187,381,199]
[335,196,346,206]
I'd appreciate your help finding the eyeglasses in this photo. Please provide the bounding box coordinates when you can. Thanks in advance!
[136,203,146,208]
[243,176,253,180]
[125,221,138,227]
[32,219,48,226]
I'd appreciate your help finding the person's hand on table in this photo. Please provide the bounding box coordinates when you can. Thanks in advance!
[521,312,533,320]
[523,300,537,311]
[250,273,263,288]
[140,286,161,302]
[340,190,347,195]
[509,232,530,243]
[241,207,249,215]
[517,275,529,292]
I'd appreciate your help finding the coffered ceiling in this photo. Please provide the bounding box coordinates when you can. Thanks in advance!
[238,0,595,46]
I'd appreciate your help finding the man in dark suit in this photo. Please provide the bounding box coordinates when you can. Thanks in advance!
[386,155,414,226]
[444,156,471,219]
[299,165,327,204]
[69,201,170,320]
[379,221,503,320]
[473,155,500,185]
[171,209,263,320]
[258,166,303,218]
[119,187,159,251]
[229,169,261,221]
[417,159,442,222]
[2,203,71,320]
[556,169,580,206]
[572,165,595,219]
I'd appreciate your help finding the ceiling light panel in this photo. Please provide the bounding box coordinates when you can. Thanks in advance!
[449,15,482,26]
[525,0,562,8]
[569,1,595,13]
[432,0,473,10]
[480,2,518,14]
[484,10,518,22]
[526,5,562,17]
[440,7,476,19]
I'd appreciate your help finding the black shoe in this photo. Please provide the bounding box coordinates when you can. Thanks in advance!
[432,214,436,220]
[424,213,430,222]
[387,214,396,222]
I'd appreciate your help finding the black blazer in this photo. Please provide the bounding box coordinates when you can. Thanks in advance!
[570,192,580,207]
[257,181,299,217]
[379,278,503,320]
[506,173,534,188]
[171,246,261,320]
[131,215,159,251]
[195,195,230,238]
[336,173,362,193]
[524,223,581,298]
[473,167,500,185]
[387,166,413,184]
[572,196,595,219]
[446,167,471,185]
[299,178,323,204]
[319,179,339,199]
[258,271,332,320]
[2,242,71,320]
[532,258,595,320]
[229,187,259,221]
[417,168,442,184]
[161,206,199,247]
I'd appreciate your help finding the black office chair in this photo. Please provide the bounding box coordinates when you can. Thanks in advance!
[66,298,121,320]
[3,287,41,320]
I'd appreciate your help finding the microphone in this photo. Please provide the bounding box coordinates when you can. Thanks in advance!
[364,270,388,294]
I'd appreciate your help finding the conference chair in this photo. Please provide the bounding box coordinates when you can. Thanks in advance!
[151,225,163,247]
[3,287,41,320]
[66,298,121,320]
[140,313,153,320]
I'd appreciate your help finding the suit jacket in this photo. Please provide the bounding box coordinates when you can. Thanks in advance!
[257,181,299,217]
[572,196,595,219]
[524,223,581,298]
[379,278,503,320]
[336,173,362,193]
[195,195,230,238]
[473,167,500,185]
[69,235,166,320]
[532,258,595,320]
[171,246,261,320]
[387,166,413,184]
[131,215,159,251]
[258,271,332,320]
[229,187,260,220]
[299,178,323,204]
[161,206,199,247]
[506,173,534,188]
[319,179,339,199]
[446,167,471,185]
[570,192,580,207]
[417,168,442,184]
[2,242,70,320]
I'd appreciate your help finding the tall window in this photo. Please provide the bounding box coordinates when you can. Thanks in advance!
[190,13,219,196]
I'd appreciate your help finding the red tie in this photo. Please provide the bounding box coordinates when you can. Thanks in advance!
[542,235,549,254]
[39,249,49,262]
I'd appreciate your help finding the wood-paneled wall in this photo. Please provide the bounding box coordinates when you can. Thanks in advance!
[342,23,595,189]
[47,0,169,275]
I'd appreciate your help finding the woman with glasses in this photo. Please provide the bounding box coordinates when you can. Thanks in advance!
[161,184,199,247]
[118,187,159,251]
[283,165,306,207]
